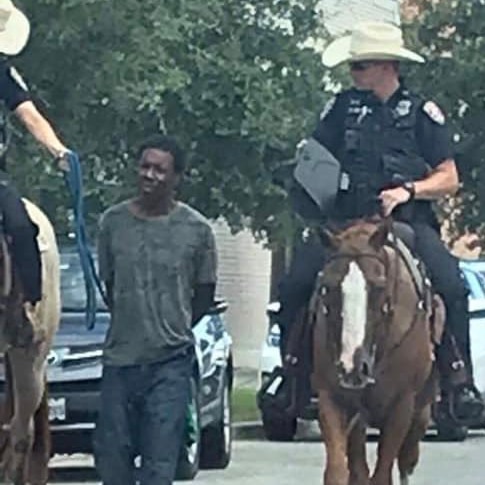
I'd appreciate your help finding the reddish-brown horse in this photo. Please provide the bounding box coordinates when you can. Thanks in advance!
[311,218,444,485]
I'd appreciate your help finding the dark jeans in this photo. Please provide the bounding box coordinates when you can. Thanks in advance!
[278,222,474,383]
[93,347,193,485]
[0,172,41,303]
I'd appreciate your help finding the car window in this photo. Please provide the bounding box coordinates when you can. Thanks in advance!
[60,251,107,311]
[474,271,485,295]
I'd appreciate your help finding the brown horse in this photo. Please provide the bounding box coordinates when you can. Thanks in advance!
[0,199,60,485]
[311,218,444,485]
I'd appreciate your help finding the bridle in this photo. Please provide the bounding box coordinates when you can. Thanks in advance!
[310,233,428,369]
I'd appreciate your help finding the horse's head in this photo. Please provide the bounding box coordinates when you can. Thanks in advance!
[313,218,392,390]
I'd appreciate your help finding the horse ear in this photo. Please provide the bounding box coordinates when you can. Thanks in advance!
[369,218,391,250]
[317,227,340,250]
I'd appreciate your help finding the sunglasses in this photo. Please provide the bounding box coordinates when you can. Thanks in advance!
[349,61,378,71]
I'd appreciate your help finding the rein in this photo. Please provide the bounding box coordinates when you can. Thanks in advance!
[63,152,108,329]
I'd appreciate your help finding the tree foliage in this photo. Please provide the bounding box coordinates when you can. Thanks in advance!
[404,0,485,242]
[10,0,328,246]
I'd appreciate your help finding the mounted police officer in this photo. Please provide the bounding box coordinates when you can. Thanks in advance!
[278,21,484,424]
[0,1,69,319]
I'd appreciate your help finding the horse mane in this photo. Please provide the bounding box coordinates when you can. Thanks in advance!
[327,216,385,251]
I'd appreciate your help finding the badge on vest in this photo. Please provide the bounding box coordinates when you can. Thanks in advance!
[423,101,445,125]
[394,99,412,118]
[9,67,29,92]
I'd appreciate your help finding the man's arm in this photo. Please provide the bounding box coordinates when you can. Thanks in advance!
[380,99,459,216]
[191,284,215,326]
[192,224,218,326]
[14,101,67,158]
[413,159,459,199]
[0,63,68,161]
[312,93,345,155]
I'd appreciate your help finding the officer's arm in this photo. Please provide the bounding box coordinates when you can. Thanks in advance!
[414,100,459,200]
[413,159,459,200]
[312,94,345,155]
[14,101,67,159]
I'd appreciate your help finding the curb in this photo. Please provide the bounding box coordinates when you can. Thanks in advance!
[232,420,265,440]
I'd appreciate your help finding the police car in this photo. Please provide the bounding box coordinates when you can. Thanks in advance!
[0,248,234,480]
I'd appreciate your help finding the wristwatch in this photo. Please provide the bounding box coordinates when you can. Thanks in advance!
[402,181,416,200]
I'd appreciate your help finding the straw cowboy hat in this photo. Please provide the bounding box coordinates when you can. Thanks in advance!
[0,0,30,56]
[322,21,425,68]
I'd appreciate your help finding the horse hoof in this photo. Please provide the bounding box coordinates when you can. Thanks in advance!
[400,475,410,485]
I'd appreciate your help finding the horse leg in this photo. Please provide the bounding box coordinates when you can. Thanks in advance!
[6,347,45,485]
[0,353,14,480]
[347,418,369,485]
[27,383,51,485]
[318,389,349,485]
[371,393,415,485]
[397,405,431,485]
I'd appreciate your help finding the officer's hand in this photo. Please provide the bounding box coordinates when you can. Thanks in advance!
[56,150,70,172]
[379,187,411,217]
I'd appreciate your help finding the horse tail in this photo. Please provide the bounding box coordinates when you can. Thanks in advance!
[31,375,51,461]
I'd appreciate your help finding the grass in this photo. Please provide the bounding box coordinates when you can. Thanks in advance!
[231,387,260,423]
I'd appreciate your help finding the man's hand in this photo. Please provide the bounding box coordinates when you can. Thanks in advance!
[379,187,411,217]
[56,150,70,172]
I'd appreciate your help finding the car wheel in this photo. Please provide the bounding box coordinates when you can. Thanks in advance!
[176,377,201,481]
[200,374,232,469]
[261,410,297,441]
[435,421,468,442]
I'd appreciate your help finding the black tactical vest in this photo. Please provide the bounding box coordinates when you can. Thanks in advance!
[335,88,434,223]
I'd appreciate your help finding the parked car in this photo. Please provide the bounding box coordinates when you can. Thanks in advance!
[259,260,485,441]
[0,248,234,480]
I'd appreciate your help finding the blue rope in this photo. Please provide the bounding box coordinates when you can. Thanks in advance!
[63,151,107,329]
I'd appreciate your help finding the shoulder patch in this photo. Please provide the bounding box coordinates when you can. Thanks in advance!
[8,67,29,92]
[423,101,445,125]
[319,96,336,120]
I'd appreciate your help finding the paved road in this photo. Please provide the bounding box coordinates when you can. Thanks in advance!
[49,427,485,484]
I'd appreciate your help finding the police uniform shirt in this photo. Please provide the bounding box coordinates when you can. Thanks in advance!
[312,86,454,171]
[0,60,30,111]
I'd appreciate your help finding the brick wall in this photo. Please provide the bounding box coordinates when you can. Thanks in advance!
[319,0,401,35]
[211,220,271,368]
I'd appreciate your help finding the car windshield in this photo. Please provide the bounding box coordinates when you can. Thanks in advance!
[60,251,107,311]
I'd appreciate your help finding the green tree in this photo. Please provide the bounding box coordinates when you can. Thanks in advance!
[404,0,485,244]
[10,0,328,247]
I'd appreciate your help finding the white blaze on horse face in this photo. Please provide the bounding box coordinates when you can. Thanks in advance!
[340,261,367,373]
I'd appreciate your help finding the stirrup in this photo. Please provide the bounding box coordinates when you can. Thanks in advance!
[438,386,485,427]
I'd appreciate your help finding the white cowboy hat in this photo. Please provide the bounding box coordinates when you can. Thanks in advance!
[322,21,425,68]
[0,0,30,56]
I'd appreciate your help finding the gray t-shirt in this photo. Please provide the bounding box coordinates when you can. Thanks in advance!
[97,200,217,366]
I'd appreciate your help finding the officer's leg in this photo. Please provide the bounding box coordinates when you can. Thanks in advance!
[0,173,41,304]
[277,235,326,358]
[413,223,484,421]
